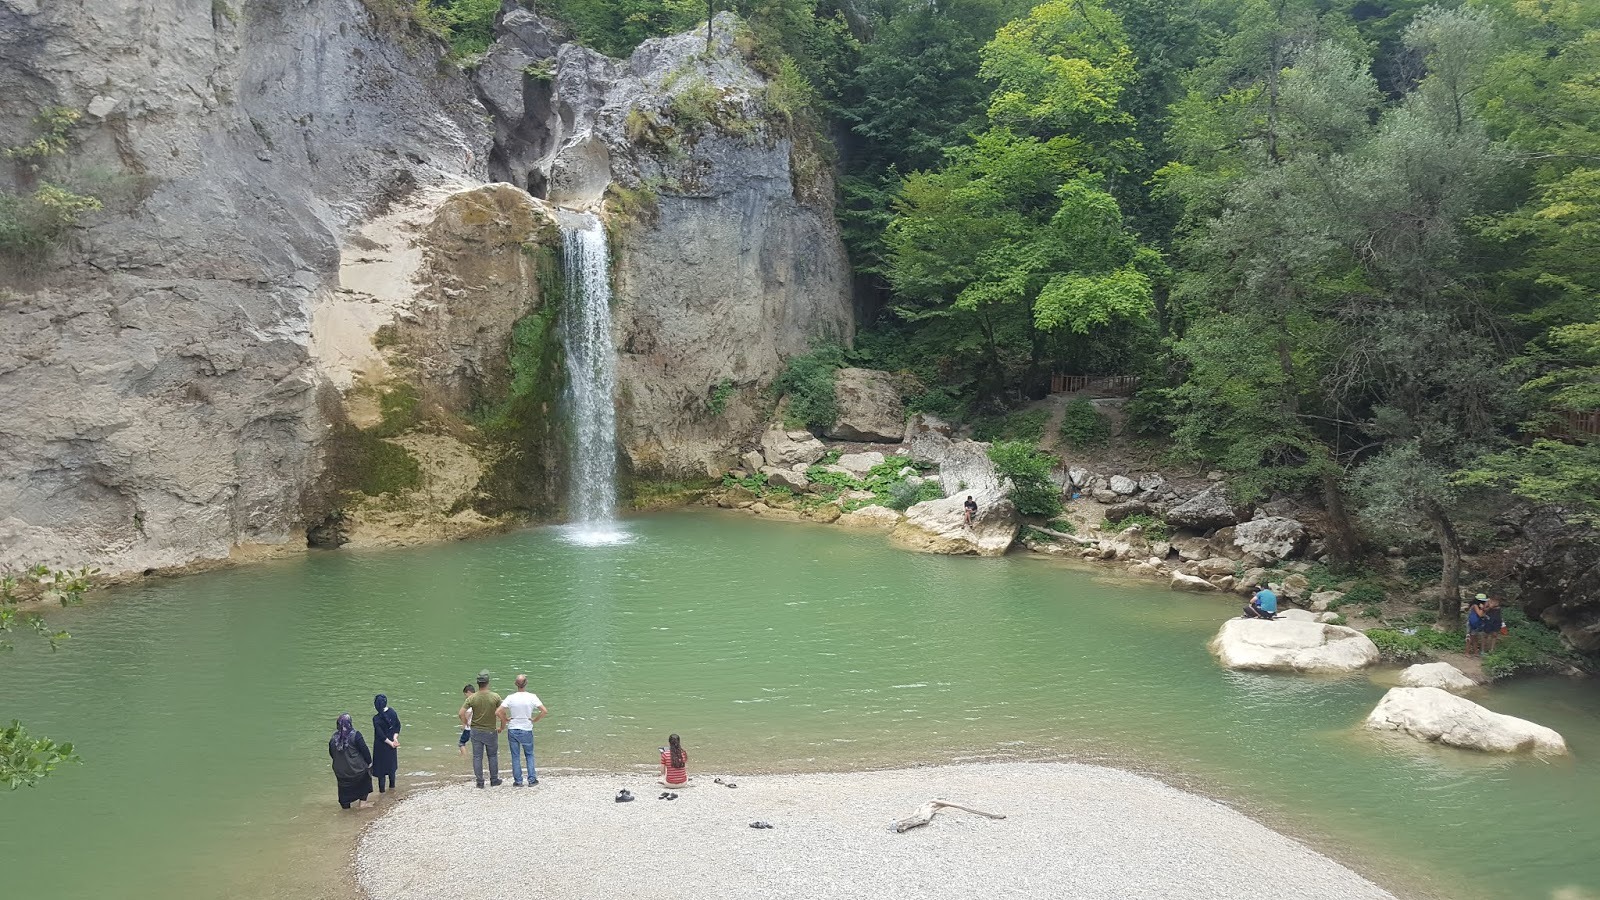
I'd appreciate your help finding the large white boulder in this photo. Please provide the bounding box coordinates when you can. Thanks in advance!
[1209,619,1381,673]
[760,427,826,468]
[1171,572,1217,592]
[1397,662,1478,693]
[903,414,1004,504]
[1277,608,1341,624]
[835,451,886,477]
[760,467,810,492]
[1232,516,1308,562]
[1108,475,1138,495]
[891,497,1019,556]
[1365,687,1567,755]
[834,504,903,530]
[825,368,906,443]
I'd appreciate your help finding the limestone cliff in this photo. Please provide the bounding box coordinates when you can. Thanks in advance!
[0,2,855,575]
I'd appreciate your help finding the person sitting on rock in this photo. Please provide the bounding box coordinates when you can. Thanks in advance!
[963,495,978,526]
[1243,587,1278,620]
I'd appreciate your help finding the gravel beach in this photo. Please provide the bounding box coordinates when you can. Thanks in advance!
[357,762,1396,900]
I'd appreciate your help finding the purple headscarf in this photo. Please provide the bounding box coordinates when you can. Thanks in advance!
[332,713,355,751]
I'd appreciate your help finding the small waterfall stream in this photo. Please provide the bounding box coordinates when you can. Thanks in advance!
[555,210,625,544]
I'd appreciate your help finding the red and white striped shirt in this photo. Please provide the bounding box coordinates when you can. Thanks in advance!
[660,749,688,785]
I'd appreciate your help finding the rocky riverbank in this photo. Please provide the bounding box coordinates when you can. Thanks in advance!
[358,763,1398,900]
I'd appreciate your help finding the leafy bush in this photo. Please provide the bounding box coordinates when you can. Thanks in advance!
[1110,512,1173,541]
[707,378,735,415]
[1365,628,1427,662]
[1338,583,1386,609]
[1483,608,1578,678]
[988,441,1062,517]
[772,344,844,430]
[1058,398,1111,448]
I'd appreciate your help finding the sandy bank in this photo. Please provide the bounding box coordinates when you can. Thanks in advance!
[357,762,1395,900]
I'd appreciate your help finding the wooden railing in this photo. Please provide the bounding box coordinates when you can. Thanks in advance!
[1050,374,1141,395]
[1543,410,1600,442]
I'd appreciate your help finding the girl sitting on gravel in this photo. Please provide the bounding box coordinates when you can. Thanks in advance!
[659,734,689,786]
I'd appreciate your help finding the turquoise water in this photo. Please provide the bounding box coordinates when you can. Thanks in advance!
[1,510,1596,899]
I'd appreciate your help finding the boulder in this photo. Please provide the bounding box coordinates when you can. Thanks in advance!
[1138,473,1166,493]
[1108,475,1139,496]
[1397,662,1478,693]
[747,502,801,521]
[1364,687,1567,755]
[1308,590,1345,612]
[1165,487,1238,531]
[802,504,842,524]
[740,450,765,473]
[1104,500,1155,525]
[1171,572,1217,592]
[1232,516,1308,562]
[825,368,906,443]
[835,504,903,530]
[760,427,826,468]
[1237,567,1268,591]
[1277,609,1340,624]
[717,486,758,508]
[760,467,810,492]
[1212,575,1236,592]
[1097,525,1152,561]
[891,497,1019,557]
[903,419,1004,505]
[1092,489,1122,504]
[1209,619,1381,673]
[1171,535,1212,562]
[1068,467,1091,487]
[1195,557,1237,578]
[1279,573,1311,602]
[836,451,886,478]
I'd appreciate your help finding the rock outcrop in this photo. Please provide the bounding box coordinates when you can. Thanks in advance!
[0,0,487,574]
[1511,510,1600,652]
[1397,662,1478,693]
[892,497,1019,557]
[1165,487,1238,531]
[1365,687,1567,755]
[474,13,853,478]
[835,505,903,530]
[825,368,905,443]
[1209,619,1381,672]
[760,428,826,468]
[1231,516,1308,562]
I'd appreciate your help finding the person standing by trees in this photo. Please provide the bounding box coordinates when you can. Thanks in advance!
[370,694,401,795]
[460,670,503,788]
[328,713,374,810]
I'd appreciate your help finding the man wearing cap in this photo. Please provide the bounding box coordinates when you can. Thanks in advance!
[1466,594,1490,656]
[460,670,504,788]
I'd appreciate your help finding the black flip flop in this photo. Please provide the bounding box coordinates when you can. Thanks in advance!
[749,820,773,829]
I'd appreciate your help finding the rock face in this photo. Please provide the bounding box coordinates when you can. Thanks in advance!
[835,452,886,478]
[475,13,853,477]
[825,368,905,443]
[1511,510,1600,652]
[0,0,487,574]
[904,415,1005,505]
[1171,572,1217,592]
[1232,516,1308,562]
[1165,487,1238,531]
[1365,687,1567,755]
[1397,662,1478,693]
[892,498,1019,557]
[1209,619,1381,672]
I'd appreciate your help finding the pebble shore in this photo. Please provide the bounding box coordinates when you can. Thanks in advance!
[357,761,1397,900]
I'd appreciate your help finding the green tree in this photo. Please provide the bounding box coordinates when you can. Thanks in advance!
[1,566,93,789]
[988,440,1064,516]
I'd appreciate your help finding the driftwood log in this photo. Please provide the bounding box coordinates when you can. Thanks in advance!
[888,799,1007,833]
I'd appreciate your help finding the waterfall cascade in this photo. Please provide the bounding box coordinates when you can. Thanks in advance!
[556,211,625,544]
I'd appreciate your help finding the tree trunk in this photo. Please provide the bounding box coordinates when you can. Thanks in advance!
[1425,501,1463,624]
[1318,468,1360,564]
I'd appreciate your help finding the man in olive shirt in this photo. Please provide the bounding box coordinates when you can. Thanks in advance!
[460,669,504,788]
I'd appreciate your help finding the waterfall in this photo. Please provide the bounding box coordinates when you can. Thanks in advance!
[556,211,625,544]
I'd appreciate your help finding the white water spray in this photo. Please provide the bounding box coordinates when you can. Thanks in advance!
[556,211,626,545]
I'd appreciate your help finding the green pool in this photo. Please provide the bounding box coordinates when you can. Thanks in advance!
[1,511,1595,899]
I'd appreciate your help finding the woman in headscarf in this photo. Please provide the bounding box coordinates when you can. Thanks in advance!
[371,694,401,794]
[328,713,374,810]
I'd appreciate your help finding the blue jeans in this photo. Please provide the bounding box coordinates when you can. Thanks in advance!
[508,729,536,784]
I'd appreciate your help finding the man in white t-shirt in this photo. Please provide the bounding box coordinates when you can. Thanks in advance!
[497,674,548,786]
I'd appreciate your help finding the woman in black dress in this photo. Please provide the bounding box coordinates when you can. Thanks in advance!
[371,694,401,794]
[328,713,374,810]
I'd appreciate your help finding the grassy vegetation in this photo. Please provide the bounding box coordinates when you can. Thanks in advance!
[1482,608,1583,679]
[707,378,736,415]
[1109,512,1172,541]
[771,343,843,430]
[987,441,1062,517]
[971,409,1048,443]
[1058,398,1111,449]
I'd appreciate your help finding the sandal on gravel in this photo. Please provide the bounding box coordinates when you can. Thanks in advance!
[658,792,671,800]
[714,778,725,785]
[749,821,773,829]
[667,793,678,800]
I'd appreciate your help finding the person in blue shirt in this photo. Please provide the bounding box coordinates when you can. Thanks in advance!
[1244,587,1279,620]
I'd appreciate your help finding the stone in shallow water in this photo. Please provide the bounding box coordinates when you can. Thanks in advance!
[1365,687,1566,754]
[1397,662,1477,693]
[835,505,902,530]
[1209,619,1380,672]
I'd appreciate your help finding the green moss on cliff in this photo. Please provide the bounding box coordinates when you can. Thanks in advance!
[471,243,568,518]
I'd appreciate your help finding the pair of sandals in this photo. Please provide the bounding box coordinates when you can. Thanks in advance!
[713,777,739,789]
[658,791,680,800]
